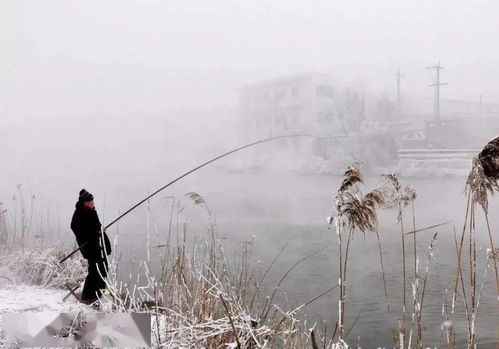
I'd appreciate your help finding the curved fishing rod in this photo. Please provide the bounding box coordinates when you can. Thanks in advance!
[60,134,316,264]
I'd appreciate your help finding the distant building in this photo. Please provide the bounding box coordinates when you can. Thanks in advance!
[398,97,499,149]
[239,72,343,156]
[403,97,499,120]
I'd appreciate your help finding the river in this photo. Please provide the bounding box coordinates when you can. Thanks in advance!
[107,169,497,347]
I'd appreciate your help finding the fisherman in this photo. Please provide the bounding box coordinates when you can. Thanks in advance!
[70,189,111,305]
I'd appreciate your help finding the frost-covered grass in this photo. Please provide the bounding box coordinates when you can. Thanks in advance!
[0,212,322,348]
[1,163,496,348]
[100,231,318,348]
[0,237,86,289]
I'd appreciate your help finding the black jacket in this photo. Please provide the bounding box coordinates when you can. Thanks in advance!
[70,202,111,261]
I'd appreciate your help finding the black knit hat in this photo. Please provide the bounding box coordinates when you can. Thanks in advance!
[79,189,94,202]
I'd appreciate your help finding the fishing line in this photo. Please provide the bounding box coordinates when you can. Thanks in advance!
[60,134,317,263]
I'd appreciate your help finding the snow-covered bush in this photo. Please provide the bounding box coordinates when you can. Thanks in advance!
[0,241,86,289]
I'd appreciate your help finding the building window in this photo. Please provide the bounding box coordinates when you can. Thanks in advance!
[316,85,333,98]
[291,86,299,99]
[291,110,299,125]
[275,113,288,129]
[317,112,334,123]
[292,138,301,152]
[262,93,272,107]
[273,89,286,104]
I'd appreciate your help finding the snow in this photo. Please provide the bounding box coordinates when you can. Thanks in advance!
[222,152,471,179]
[396,158,470,178]
[0,285,85,313]
[0,284,89,348]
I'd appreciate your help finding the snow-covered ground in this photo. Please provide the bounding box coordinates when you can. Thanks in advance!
[0,285,85,313]
[0,284,90,348]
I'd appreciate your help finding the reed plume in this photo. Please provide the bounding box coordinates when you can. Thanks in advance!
[331,166,385,343]
[381,173,417,219]
[185,191,207,206]
[380,172,417,348]
[450,136,499,349]
[338,166,363,193]
[466,156,498,214]
[476,135,499,180]
[464,137,499,293]
[338,190,384,233]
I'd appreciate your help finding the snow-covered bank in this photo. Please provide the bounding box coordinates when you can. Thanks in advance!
[0,283,157,348]
[222,153,471,179]
[0,284,90,348]
[396,158,470,179]
[0,241,93,347]
[0,285,83,313]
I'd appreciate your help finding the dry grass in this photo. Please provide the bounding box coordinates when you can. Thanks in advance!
[100,238,317,348]
[93,192,329,348]
[0,189,330,348]
[1,161,497,349]
[0,237,86,289]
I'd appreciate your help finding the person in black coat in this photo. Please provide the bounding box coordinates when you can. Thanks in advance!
[71,189,112,304]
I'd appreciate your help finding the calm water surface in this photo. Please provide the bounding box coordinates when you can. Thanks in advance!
[104,169,498,347]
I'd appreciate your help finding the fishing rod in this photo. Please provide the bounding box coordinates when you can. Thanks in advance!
[59,134,316,264]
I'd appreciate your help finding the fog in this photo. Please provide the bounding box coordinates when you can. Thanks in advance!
[3,0,499,202]
[3,0,499,117]
[2,1,499,346]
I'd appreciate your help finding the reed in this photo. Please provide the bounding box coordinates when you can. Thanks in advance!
[440,288,455,349]
[375,229,390,311]
[408,232,438,348]
[96,191,334,348]
[451,136,499,348]
[465,155,499,295]
[329,166,385,344]
[380,172,417,348]
[1,161,496,348]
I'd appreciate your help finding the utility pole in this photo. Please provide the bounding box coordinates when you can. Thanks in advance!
[426,62,448,121]
[396,69,404,119]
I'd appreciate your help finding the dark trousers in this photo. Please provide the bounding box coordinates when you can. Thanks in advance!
[81,258,108,303]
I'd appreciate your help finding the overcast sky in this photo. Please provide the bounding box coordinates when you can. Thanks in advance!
[1,0,499,120]
[1,0,499,242]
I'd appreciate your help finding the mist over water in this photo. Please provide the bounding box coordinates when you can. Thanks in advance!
[2,1,499,347]
[5,142,497,346]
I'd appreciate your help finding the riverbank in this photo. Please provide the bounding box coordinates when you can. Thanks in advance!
[0,283,87,348]
[221,153,471,179]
